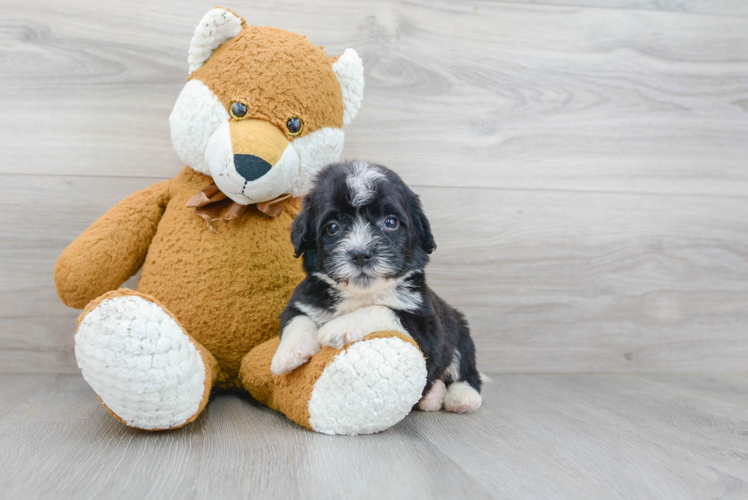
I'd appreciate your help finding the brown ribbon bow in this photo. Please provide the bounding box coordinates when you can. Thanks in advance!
[186,183,294,233]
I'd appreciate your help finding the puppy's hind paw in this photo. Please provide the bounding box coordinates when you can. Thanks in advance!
[271,336,320,375]
[418,379,446,411]
[443,382,482,414]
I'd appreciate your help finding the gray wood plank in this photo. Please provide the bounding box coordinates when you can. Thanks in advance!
[1,374,747,499]
[0,374,57,417]
[631,373,748,409]
[2,0,747,197]
[413,373,748,499]
[2,175,747,374]
[0,375,493,500]
[487,0,748,17]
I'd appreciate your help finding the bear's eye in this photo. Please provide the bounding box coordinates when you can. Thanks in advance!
[383,217,399,230]
[230,102,247,119]
[326,221,340,236]
[287,117,303,136]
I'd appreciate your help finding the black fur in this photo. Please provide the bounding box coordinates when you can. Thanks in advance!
[283,161,481,397]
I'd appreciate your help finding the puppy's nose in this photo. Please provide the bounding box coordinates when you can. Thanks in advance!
[234,154,272,181]
[351,249,372,267]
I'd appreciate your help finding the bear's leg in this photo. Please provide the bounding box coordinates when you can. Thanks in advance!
[75,289,218,430]
[239,332,427,435]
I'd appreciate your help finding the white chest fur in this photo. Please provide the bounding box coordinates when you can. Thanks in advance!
[314,272,423,317]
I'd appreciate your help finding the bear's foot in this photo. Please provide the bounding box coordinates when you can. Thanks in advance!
[75,290,215,430]
[242,332,427,435]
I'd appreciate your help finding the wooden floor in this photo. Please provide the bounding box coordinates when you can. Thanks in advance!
[1,373,747,499]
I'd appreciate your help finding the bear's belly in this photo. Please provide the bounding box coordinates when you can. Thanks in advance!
[136,197,304,388]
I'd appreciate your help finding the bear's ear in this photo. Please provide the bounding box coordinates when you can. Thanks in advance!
[332,49,365,126]
[188,8,246,73]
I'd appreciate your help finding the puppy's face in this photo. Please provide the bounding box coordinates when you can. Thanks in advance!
[292,161,436,287]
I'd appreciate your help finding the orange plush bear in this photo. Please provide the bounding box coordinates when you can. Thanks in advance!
[54,8,427,435]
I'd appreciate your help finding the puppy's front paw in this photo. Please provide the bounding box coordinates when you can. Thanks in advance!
[317,316,365,349]
[271,336,320,375]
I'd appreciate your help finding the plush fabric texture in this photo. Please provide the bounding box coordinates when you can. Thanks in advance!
[55,10,426,434]
[290,127,346,197]
[332,48,365,126]
[189,26,344,139]
[169,80,229,175]
[75,289,217,430]
[188,8,246,73]
[135,167,304,388]
[58,167,305,389]
[241,332,425,435]
[55,181,171,309]
[307,334,426,435]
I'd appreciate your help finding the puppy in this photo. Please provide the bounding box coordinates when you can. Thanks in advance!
[271,161,481,413]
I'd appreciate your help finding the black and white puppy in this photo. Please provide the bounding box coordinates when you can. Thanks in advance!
[271,161,481,413]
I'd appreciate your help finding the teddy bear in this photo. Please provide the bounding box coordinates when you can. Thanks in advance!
[53,8,427,435]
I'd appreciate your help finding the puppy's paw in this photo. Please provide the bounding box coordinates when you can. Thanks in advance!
[443,382,482,414]
[271,336,321,375]
[317,316,366,349]
[418,379,446,411]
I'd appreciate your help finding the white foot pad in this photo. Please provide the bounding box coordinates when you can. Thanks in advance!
[75,295,207,430]
[308,336,427,435]
[443,381,482,414]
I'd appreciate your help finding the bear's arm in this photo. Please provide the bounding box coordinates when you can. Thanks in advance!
[54,179,173,309]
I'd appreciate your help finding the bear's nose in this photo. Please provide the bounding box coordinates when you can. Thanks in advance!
[234,154,272,181]
[351,249,372,267]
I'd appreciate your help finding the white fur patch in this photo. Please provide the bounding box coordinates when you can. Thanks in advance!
[332,48,365,126]
[317,305,408,349]
[418,379,446,411]
[313,272,338,287]
[308,336,426,435]
[188,8,244,73]
[75,296,207,430]
[443,381,482,414]
[333,272,423,313]
[341,216,375,253]
[271,315,320,375]
[204,121,300,204]
[444,350,461,382]
[291,127,345,198]
[345,161,384,207]
[170,80,229,175]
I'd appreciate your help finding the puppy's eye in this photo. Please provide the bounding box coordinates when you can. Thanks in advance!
[287,117,303,136]
[383,217,399,229]
[326,222,340,236]
[230,102,247,119]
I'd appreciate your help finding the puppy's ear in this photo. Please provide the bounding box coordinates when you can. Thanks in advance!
[291,208,312,258]
[411,197,437,254]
